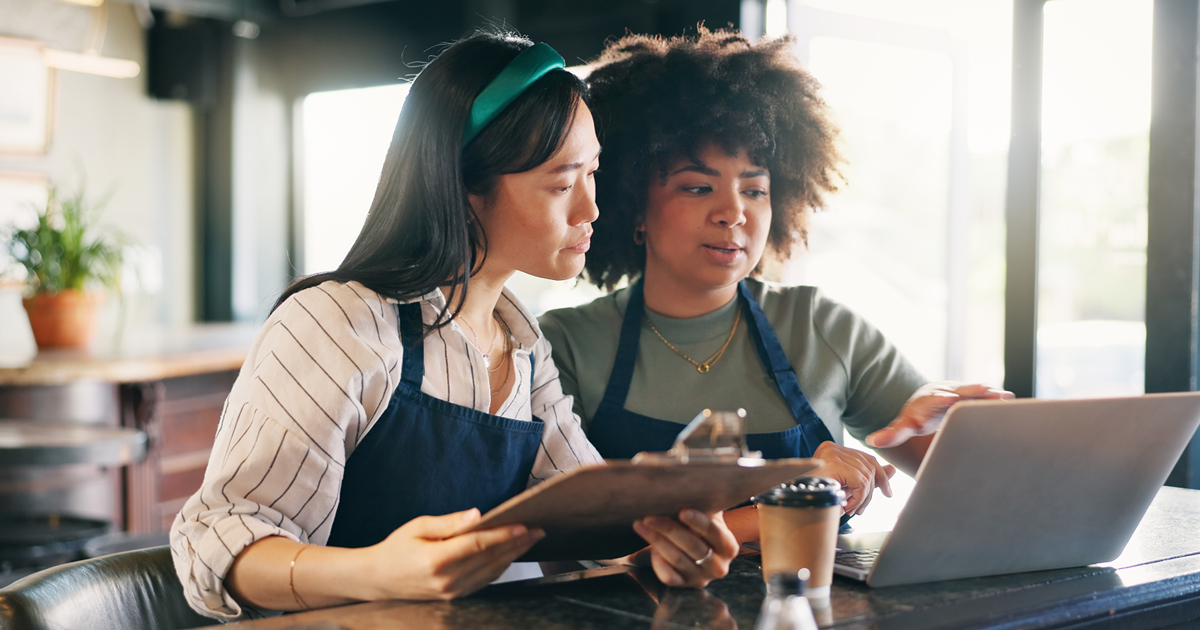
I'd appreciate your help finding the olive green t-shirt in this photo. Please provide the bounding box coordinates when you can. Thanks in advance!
[537,278,927,444]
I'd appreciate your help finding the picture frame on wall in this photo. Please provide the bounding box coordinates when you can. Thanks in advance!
[0,170,48,226]
[0,37,54,156]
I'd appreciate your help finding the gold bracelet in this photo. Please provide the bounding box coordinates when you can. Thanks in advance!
[289,545,311,610]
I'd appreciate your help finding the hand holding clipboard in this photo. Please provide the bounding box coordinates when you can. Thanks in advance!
[458,410,820,561]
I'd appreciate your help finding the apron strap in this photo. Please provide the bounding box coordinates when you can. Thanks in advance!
[599,279,833,447]
[598,278,647,409]
[398,303,425,388]
[738,281,834,443]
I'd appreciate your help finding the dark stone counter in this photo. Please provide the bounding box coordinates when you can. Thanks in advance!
[211,486,1200,630]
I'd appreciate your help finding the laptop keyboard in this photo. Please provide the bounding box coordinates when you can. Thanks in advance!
[835,548,879,570]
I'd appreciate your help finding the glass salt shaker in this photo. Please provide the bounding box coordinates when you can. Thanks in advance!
[754,569,819,630]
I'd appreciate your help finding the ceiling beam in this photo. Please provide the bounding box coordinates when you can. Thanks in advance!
[114,0,280,23]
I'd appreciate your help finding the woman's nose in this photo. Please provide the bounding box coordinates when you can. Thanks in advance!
[711,189,746,227]
[574,183,600,224]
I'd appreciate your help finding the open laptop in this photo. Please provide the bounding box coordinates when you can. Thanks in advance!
[832,392,1200,587]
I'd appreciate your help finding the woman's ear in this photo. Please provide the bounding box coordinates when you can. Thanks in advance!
[633,216,646,245]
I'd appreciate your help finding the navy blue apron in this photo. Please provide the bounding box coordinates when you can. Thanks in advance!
[327,303,543,548]
[588,279,834,461]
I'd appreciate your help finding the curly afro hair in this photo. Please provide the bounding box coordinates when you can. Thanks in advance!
[583,27,842,290]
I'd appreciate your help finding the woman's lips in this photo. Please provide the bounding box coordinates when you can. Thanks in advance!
[565,236,591,253]
[703,243,743,264]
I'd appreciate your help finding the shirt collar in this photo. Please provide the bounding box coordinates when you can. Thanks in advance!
[493,288,542,351]
[408,286,540,352]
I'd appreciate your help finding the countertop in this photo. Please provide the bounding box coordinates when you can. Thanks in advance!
[0,323,258,386]
[211,486,1200,630]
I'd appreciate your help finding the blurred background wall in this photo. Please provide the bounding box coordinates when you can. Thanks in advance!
[0,0,741,326]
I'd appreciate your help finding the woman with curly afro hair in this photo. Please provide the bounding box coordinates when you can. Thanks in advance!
[539,28,1010,544]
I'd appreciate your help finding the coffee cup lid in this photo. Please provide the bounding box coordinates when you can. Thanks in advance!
[753,476,846,508]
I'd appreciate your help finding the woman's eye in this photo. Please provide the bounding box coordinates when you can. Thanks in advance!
[681,185,712,195]
[745,189,768,199]
[554,185,572,193]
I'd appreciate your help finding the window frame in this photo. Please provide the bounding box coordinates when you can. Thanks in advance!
[1009,0,1200,486]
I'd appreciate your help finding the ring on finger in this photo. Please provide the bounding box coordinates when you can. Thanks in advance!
[694,547,714,566]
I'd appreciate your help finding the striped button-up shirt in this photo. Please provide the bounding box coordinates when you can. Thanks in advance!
[171,280,604,620]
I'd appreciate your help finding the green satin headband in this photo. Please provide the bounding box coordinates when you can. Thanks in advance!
[462,43,566,146]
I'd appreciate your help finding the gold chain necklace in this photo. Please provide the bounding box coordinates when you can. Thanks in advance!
[645,307,742,374]
[490,352,511,396]
[488,319,515,396]
[459,312,501,371]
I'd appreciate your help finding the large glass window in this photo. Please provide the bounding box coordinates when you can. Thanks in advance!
[300,84,408,276]
[1036,0,1151,398]
[799,38,954,379]
[780,0,1012,388]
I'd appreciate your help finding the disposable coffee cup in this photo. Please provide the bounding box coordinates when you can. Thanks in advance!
[754,476,846,604]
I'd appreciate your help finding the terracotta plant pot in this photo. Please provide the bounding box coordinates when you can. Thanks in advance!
[21,290,105,349]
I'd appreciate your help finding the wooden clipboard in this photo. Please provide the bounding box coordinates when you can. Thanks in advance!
[458,458,819,561]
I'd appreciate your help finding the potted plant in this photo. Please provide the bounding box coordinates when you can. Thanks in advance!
[4,187,125,349]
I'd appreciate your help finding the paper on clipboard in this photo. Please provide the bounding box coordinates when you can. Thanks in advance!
[458,457,819,561]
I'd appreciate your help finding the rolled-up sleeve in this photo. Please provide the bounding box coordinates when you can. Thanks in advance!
[170,281,400,621]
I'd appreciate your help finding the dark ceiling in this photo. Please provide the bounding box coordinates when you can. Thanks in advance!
[140,0,740,99]
[142,0,740,64]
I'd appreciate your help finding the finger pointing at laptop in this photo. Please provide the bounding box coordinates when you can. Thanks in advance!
[866,382,1014,453]
[810,383,1012,515]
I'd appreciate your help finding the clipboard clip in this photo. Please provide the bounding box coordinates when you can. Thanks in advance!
[631,409,765,466]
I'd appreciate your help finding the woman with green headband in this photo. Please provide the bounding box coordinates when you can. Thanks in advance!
[171,32,738,621]
[540,29,1012,544]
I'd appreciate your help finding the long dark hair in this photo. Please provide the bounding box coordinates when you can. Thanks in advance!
[276,31,590,330]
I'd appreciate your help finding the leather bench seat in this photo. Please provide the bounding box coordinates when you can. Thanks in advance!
[0,545,216,630]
